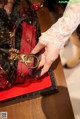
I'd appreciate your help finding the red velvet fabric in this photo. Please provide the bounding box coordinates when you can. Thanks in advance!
[16,22,36,83]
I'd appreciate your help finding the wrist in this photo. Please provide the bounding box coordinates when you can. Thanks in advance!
[39,33,66,50]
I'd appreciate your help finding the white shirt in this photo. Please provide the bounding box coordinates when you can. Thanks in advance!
[39,0,80,49]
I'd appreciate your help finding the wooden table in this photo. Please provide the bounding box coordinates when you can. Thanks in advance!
[0,57,74,119]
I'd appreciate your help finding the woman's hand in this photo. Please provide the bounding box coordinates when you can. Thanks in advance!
[32,41,59,76]
[32,0,80,77]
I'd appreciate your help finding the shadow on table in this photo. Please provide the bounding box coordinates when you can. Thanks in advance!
[41,86,75,119]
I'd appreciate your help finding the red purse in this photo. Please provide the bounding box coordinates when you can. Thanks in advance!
[0,12,39,89]
[0,18,57,101]
[0,1,57,102]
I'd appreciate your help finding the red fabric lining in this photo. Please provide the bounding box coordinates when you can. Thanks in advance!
[0,74,52,101]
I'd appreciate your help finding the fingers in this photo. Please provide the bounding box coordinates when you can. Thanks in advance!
[35,60,52,78]
[40,62,52,76]
[40,44,59,76]
[31,42,45,54]
[38,59,45,68]
[33,42,59,77]
[38,54,45,68]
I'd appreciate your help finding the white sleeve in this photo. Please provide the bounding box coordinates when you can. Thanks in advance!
[39,0,80,49]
